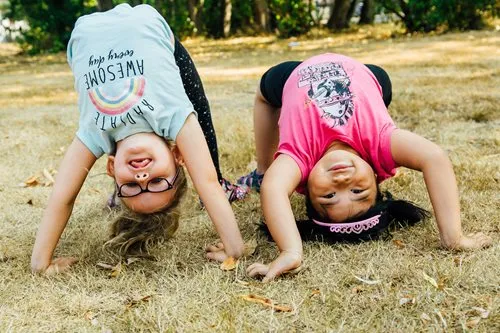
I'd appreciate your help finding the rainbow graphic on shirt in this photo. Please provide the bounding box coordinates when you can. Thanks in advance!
[88,76,146,116]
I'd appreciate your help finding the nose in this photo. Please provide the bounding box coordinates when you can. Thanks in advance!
[332,171,352,185]
[134,172,149,181]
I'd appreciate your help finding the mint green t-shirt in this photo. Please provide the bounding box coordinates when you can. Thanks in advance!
[67,4,195,157]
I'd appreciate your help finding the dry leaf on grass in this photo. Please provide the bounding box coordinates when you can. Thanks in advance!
[399,296,416,306]
[392,239,405,248]
[96,262,114,270]
[220,257,238,271]
[239,294,293,312]
[83,310,99,326]
[353,275,380,285]
[471,307,489,319]
[42,168,55,186]
[125,295,152,309]
[19,175,40,187]
[310,289,321,297]
[96,262,122,278]
[420,312,431,323]
[422,271,438,289]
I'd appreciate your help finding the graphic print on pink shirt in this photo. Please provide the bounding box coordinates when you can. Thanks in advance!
[298,62,355,128]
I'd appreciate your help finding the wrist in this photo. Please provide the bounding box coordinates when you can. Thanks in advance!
[31,254,51,273]
[440,233,463,249]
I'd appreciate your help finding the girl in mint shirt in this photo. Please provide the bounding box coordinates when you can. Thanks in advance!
[237,53,492,282]
[31,4,247,275]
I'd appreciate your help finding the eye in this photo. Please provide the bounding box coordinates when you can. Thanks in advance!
[124,182,140,188]
[322,193,335,199]
[150,178,164,184]
[351,189,364,194]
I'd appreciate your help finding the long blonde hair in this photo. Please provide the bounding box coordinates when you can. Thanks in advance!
[105,165,188,257]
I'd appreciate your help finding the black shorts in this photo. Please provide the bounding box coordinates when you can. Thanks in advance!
[260,61,392,108]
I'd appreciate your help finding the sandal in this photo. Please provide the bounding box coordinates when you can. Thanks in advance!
[237,169,264,193]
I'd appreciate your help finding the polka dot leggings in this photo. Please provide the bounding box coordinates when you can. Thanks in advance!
[173,38,223,182]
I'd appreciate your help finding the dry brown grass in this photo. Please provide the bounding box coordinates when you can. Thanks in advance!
[0,26,499,332]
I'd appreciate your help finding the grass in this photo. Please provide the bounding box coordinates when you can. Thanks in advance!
[0,26,499,332]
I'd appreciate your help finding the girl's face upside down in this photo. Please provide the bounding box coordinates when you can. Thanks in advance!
[308,142,378,223]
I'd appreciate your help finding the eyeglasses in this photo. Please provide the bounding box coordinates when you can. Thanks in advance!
[116,168,180,198]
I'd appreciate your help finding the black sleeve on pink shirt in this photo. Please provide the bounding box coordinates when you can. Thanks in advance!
[259,61,393,109]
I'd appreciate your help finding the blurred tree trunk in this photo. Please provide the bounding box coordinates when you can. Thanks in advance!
[187,0,204,33]
[327,0,353,30]
[359,0,375,24]
[346,0,358,23]
[97,0,113,11]
[222,0,232,37]
[254,0,270,32]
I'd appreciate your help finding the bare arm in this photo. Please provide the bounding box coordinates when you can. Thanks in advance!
[246,154,303,282]
[31,137,97,272]
[391,129,491,249]
[176,114,244,259]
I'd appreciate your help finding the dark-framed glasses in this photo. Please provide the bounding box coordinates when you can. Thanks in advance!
[116,168,180,198]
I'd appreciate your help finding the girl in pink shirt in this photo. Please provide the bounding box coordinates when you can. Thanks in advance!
[235,53,491,282]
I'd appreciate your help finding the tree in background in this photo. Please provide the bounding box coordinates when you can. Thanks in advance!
[4,0,91,54]
[4,0,498,54]
[97,0,113,11]
[378,0,498,32]
[327,0,353,30]
[359,0,375,24]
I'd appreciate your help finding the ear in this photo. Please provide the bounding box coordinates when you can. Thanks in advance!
[172,146,185,166]
[106,155,116,177]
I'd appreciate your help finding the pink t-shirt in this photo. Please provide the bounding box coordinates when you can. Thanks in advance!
[276,53,397,194]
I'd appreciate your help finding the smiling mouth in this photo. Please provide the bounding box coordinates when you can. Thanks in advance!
[129,158,152,169]
[329,162,353,171]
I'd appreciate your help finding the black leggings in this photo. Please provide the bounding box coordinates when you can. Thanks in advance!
[173,38,223,181]
[260,61,392,108]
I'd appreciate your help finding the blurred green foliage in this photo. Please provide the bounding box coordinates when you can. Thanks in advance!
[2,0,497,54]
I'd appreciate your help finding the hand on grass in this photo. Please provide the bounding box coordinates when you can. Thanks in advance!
[36,257,78,276]
[246,250,302,283]
[205,242,230,262]
[449,232,492,250]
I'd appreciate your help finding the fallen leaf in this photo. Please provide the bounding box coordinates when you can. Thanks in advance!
[220,257,238,271]
[43,168,55,186]
[420,312,431,323]
[55,146,65,156]
[22,175,40,187]
[399,296,416,306]
[236,279,250,286]
[239,294,293,312]
[422,271,438,289]
[126,257,140,265]
[96,262,115,270]
[243,239,257,257]
[471,307,489,319]
[393,239,405,248]
[109,262,122,278]
[466,317,481,328]
[351,286,365,294]
[353,275,380,285]
[84,311,99,326]
[125,295,152,308]
[97,262,123,277]
[310,289,321,296]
